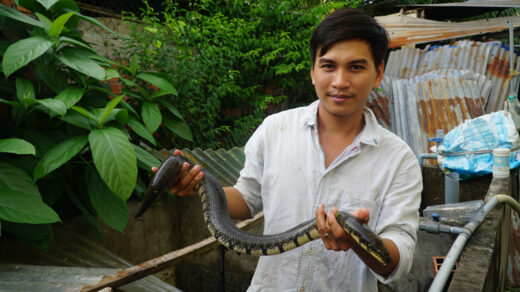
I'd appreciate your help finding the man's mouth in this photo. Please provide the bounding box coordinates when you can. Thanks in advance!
[327,93,354,101]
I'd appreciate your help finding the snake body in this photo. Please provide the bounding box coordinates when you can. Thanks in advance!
[136,156,391,265]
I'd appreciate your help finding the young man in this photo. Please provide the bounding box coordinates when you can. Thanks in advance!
[164,8,422,292]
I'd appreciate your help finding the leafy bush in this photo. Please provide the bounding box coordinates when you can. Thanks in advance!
[119,0,361,149]
[0,0,191,247]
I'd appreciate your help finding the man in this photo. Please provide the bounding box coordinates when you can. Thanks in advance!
[163,8,422,292]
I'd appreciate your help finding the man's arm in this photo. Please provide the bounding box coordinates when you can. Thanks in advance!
[315,204,399,277]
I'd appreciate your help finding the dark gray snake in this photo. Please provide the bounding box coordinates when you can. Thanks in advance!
[135,156,391,265]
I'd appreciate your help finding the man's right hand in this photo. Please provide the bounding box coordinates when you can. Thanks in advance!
[151,149,205,197]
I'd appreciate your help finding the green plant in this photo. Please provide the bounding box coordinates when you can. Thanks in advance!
[119,0,360,149]
[0,0,191,247]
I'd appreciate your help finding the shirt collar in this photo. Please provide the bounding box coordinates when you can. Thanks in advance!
[302,100,381,147]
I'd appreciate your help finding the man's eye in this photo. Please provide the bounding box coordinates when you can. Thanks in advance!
[352,65,365,70]
[321,64,334,69]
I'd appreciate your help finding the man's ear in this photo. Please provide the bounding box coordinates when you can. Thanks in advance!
[374,61,384,88]
[310,66,315,86]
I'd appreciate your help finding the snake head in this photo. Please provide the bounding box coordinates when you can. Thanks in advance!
[134,156,185,218]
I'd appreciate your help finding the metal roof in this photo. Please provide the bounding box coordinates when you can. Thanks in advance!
[397,1,520,21]
[377,14,520,48]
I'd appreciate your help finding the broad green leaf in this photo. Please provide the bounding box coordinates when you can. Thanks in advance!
[133,144,161,170]
[105,68,120,80]
[142,101,162,133]
[127,117,156,146]
[54,87,84,108]
[98,95,123,127]
[64,186,100,235]
[86,166,127,233]
[88,127,137,201]
[49,11,74,38]
[136,72,177,96]
[120,99,138,116]
[148,89,171,100]
[35,98,67,116]
[92,108,121,127]
[55,48,105,80]
[34,12,51,33]
[0,188,60,223]
[0,4,42,28]
[33,135,88,180]
[15,78,35,104]
[59,36,98,54]
[129,54,138,76]
[36,0,59,9]
[158,99,184,121]
[0,98,21,107]
[66,10,121,37]
[0,138,35,155]
[34,61,68,93]
[0,161,60,224]
[119,77,138,87]
[72,105,98,123]
[3,36,52,78]
[61,110,92,130]
[163,117,193,142]
[0,161,38,195]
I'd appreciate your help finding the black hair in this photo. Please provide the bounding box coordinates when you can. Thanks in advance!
[310,8,389,68]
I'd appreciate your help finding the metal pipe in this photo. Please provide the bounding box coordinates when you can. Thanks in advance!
[428,194,520,292]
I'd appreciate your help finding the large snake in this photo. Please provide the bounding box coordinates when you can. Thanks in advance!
[135,156,391,265]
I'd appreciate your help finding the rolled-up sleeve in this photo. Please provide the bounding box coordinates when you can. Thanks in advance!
[374,150,423,283]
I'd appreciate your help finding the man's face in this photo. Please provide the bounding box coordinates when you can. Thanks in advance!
[310,39,384,121]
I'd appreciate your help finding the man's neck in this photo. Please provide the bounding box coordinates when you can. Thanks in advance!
[317,109,365,167]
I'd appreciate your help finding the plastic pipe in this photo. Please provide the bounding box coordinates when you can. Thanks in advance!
[445,172,459,204]
[428,194,520,292]
[418,153,437,166]
[419,221,464,235]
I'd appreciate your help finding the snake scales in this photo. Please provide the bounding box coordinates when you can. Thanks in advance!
[135,155,390,265]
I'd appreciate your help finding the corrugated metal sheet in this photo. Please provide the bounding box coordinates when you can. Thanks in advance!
[404,1,520,9]
[375,69,490,160]
[150,147,246,187]
[385,40,520,114]
[376,14,520,49]
[0,226,179,291]
[0,264,174,292]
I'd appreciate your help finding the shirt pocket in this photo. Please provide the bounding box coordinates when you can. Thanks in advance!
[332,191,382,231]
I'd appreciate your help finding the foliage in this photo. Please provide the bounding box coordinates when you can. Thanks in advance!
[118,0,361,149]
[0,0,191,247]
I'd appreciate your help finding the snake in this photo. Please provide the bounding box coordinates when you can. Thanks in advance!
[135,155,391,265]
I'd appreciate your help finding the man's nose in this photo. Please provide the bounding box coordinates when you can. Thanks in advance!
[331,69,350,89]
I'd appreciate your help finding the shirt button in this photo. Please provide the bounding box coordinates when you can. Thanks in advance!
[300,288,305,292]
[307,249,313,255]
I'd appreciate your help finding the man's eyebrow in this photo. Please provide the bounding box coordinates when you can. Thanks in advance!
[317,57,369,65]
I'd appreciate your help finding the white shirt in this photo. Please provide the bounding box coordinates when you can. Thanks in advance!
[234,100,423,292]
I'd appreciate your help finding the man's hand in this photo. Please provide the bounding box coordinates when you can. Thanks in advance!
[315,203,369,251]
[151,149,204,197]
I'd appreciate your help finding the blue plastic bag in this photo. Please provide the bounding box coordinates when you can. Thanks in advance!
[437,111,520,179]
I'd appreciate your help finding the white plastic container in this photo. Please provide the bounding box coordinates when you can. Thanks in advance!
[492,148,511,178]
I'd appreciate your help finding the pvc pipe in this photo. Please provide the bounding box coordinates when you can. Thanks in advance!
[419,221,464,235]
[445,172,459,204]
[428,194,520,292]
[418,153,437,166]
